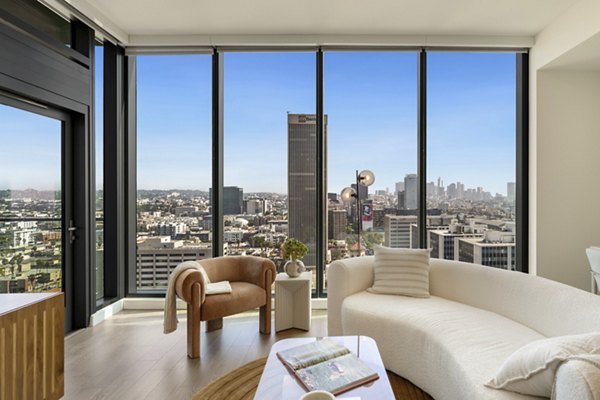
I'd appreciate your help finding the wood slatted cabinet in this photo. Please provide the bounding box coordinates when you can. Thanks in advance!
[0,293,64,400]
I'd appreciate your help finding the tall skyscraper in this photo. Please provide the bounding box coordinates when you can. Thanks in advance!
[397,191,405,210]
[288,114,327,266]
[457,182,465,199]
[395,181,405,194]
[507,182,516,202]
[404,174,418,210]
[447,183,457,199]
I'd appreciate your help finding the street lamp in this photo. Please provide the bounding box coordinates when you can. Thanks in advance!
[341,170,375,255]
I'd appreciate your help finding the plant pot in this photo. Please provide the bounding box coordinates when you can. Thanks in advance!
[284,260,305,278]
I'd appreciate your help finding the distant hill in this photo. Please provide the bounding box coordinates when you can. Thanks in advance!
[0,189,59,201]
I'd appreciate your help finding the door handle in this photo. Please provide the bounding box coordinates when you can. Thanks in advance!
[68,220,77,244]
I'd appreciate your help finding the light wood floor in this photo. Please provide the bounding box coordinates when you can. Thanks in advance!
[64,309,328,400]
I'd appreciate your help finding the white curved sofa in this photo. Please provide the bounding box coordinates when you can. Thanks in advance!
[327,256,600,400]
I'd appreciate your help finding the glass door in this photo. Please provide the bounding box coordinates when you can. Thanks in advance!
[0,97,73,331]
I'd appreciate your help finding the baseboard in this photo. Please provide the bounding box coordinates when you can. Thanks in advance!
[122,297,328,311]
[312,298,327,310]
[89,299,124,326]
[123,297,187,310]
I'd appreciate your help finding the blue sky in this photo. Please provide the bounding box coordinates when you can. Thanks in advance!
[137,51,516,195]
[0,104,62,192]
[1,50,516,196]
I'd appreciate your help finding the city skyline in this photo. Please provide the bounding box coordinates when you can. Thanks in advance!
[1,173,516,198]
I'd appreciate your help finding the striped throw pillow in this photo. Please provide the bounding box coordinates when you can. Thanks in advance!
[367,245,431,298]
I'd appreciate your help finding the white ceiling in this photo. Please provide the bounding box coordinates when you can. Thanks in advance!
[72,0,580,45]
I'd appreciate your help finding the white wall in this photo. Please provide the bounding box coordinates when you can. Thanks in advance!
[535,70,600,290]
[531,0,600,71]
[529,0,600,291]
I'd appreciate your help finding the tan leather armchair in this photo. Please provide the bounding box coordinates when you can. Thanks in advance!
[174,256,276,358]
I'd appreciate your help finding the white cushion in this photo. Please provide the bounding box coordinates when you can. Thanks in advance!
[486,332,600,398]
[367,246,430,298]
[205,281,232,295]
[552,355,600,400]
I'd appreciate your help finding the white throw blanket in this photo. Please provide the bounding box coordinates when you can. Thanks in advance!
[206,281,233,295]
[163,261,233,334]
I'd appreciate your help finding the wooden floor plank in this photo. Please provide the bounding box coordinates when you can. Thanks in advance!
[63,310,328,400]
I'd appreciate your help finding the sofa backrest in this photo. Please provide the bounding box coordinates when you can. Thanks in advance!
[429,259,600,337]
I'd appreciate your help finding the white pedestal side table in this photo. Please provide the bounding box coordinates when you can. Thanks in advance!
[275,271,312,332]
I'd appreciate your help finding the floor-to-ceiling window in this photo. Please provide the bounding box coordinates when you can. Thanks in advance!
[134,54,212,292]
[95,43,105,300]
[427,52,517,270]
[0,104,64,293]
[324,52,419,291]
[128,48,525,297]
[223,52,317,285]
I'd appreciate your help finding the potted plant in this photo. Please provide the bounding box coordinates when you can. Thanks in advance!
[281,238,308,278]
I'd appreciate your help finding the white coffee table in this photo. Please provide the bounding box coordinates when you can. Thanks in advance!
[254,336,394,400]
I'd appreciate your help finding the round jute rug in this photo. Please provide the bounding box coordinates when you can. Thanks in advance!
[192,357,432,400]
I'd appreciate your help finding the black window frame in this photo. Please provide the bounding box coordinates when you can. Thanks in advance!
[124,47,529,299]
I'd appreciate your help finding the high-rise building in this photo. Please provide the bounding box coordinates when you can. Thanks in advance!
[224,186,243,214]
[507,182,516,202]
[457,182,465,199]
[447,183,457,199]
[288,113,327,266]
[209,186,244,214]
[395,181,405,194]
[404,174,418,210]
[328,209,347,240]
[397,191,405,210]
[384,215,417,248]
[245,199,264,215]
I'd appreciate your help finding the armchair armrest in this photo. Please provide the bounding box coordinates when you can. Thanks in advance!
[175,269,208,305]
[327,256,375,336]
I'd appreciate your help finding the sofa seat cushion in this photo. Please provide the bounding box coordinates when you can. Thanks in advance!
[201,282,266,321]
[341,291,546,400]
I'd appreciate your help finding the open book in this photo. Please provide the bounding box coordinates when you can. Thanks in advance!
[276,338,379,395]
